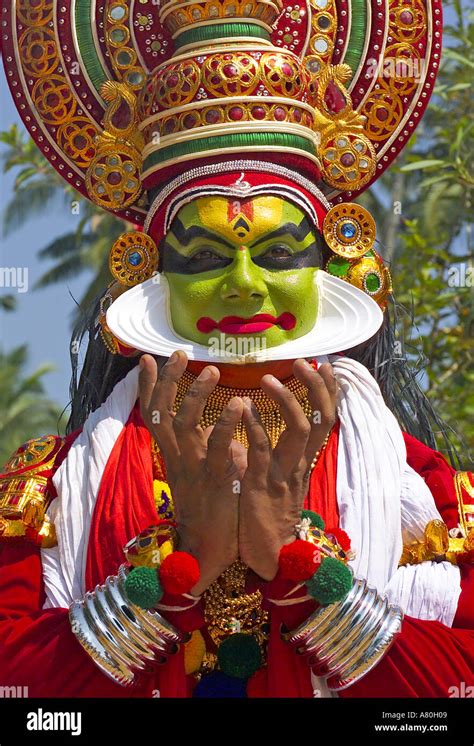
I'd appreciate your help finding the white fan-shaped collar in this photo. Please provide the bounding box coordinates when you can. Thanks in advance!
[106,271,383,362]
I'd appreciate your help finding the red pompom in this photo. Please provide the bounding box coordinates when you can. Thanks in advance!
[279,539,320,581]
[326,527,351,552]
[159,551,200,595]
[247,667,268,698]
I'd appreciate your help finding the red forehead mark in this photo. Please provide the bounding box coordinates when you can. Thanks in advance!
[241,200,254,220]
[226,198,254,224]
[239,245,246,251]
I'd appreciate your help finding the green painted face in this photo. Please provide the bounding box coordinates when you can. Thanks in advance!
[162,195,321,351]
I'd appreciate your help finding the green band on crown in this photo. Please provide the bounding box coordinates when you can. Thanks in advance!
[343,0,368,77]
[144,132,315,176]
[74,0,108,93]
[174,22,271,49]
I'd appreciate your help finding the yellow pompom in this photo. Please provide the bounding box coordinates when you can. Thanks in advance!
[184,630,206,675]
[160,540,174,561]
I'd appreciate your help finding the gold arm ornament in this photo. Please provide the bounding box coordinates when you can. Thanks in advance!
[0,435,61,547]
[399,518,474,567]
[454,471,474,538]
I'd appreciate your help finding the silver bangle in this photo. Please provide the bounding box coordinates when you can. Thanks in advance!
[283,577,403,691]
[69,564,187,686]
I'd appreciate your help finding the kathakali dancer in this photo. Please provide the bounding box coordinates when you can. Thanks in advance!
[1,0,473,698]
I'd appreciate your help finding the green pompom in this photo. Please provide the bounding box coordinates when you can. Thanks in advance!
[217,634,262,680]
[125,566,163,609]
[301,510,325,530]
[306,557,353,605]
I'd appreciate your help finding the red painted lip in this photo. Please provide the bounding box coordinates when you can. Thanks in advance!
[197,312,296,335]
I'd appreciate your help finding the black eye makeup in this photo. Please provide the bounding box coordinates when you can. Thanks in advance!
[190,248,226,261]
[261,244,293,259]
[253,242,322,270]
[186,246,233,273]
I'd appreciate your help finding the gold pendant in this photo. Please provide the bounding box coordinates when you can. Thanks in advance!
[204,560,269,652]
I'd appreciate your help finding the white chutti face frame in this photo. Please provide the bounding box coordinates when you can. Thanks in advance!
[106,270,383,363]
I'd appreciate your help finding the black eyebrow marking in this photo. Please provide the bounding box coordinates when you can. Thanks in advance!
[249,216,314,248]
[169,217,234,249]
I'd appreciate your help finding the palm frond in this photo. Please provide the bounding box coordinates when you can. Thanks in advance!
[0,346,65,463]
[34,254,87,289]
[2,181,62,235]
[38,232,96,260]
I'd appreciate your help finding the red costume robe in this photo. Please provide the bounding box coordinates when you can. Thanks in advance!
[1,404,473,698]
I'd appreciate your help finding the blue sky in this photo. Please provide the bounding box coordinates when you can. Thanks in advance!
[0,75,94,411]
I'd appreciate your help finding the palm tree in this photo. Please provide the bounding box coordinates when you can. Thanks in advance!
[0,125,127,321]
[0,346,65,465]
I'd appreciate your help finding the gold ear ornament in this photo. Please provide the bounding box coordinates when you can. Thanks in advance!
[323,203,392,309]
[109,230,159,287]
[323,203,376,259]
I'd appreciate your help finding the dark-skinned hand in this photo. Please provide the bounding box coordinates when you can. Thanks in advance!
[139,351,245,595]
[238,359,337,580]
[139,351,337,592]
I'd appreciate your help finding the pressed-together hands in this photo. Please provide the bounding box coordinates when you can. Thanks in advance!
[139,351,337,595]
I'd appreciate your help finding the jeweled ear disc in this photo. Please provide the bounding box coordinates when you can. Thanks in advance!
[109,231,159,286]
[347,255,393,309]
[323,203,376,259]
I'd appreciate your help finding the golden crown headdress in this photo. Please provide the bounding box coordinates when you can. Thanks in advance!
[2,0,441,222]
[1,0,441,324]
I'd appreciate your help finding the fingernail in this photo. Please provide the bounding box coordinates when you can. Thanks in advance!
[139,356,145,369]
[228,397,242,411]
[242,396,252,410]
[302,359,314,370]
[167,351,179,365]
[198,367,212,381]
[269,375,284,387]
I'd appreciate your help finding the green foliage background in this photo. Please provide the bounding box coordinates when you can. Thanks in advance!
[0,0,472,464]
[356,0,473,461]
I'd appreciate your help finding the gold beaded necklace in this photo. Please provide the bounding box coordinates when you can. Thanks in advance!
[174,369,314,449]
[152,370,332,478]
